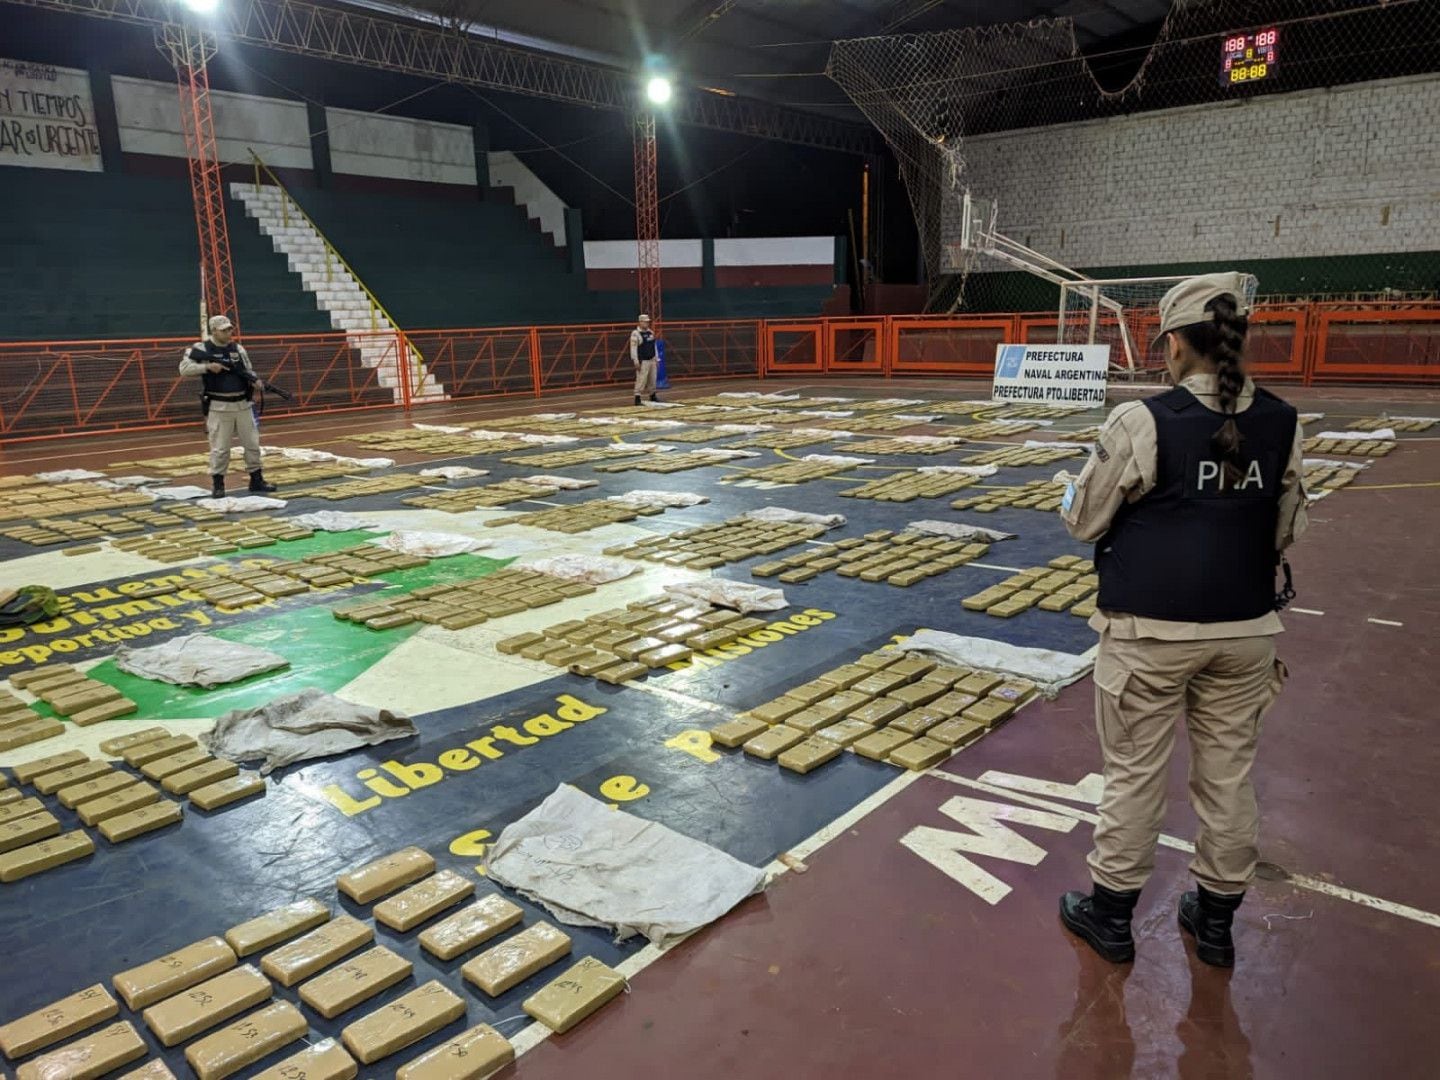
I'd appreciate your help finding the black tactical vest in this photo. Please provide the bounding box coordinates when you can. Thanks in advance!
[1095,385,1297,622]
[636,331,657,362]
[193,341,251,400]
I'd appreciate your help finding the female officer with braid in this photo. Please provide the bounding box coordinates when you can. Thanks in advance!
[1056,273,1307,968]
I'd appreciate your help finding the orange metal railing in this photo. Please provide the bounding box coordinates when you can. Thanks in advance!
[1,304,1437,441]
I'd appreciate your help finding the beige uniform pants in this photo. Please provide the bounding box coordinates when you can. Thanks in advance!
[633,360,658,396]
[1088,632,1287,895]
[206,400,262,475]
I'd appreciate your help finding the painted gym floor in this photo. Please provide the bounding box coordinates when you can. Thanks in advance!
[1,377,1436,1079]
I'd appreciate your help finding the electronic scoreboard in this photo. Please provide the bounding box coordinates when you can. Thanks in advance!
[1221,28,1278,86]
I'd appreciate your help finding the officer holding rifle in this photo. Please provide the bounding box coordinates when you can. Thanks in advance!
[178,315,281,498]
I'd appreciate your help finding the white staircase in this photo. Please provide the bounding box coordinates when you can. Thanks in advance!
[229,182,445,403]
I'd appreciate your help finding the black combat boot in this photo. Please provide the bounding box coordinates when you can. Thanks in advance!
[248,470,277,494]
[634,395,642,406]
[211,474,225,499]
[649,393,659,402]
[1179,885,1244,968]
[1060,883,1141,963]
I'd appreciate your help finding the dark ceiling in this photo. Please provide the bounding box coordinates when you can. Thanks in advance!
[362,0,1176,116]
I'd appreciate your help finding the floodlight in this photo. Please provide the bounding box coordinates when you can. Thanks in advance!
[184,0,220,13]
[645,76,673,106]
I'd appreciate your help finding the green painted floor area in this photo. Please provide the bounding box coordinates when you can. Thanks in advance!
[82,552,515,720]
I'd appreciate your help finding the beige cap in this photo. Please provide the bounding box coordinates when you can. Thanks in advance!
[208,315,233,333]
[1156,272,1253,338]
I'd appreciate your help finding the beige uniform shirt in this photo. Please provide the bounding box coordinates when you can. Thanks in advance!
[1061,373,1308,641]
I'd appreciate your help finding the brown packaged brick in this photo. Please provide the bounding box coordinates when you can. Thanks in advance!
[888,657,938,681]
[141,748,213,782]
[0,787,18,806]
[523,956,627,1034]
[961,697,1017,728]
[27,671,88,699]
[0,984,118,1059]
[118,1061,179,1079]
[785,708,838,735]
[189,773,265,812]
[852,670,908,696]
[612,636,664,662]
[637,643,692,668]
[341,980,466,1064]
[991,679,1038,705]
[930,691,979,717]
[337,846,435,904]
[78,782,161,826]
[0,796,44,826]
[114,937,238,1010]
[141,964,272,1047]
[744,697,806,725]
[251,1039,357,1080]
[14,1021,147,1080]
[12,750,87,784]
[35,760,114,795]
[418,894,524,962]
[848,698,907,727]
[814,717,876,747]
[8,665,77,690]
[926,717,987,749]
[853,728,914,761]
[496,632,544,655]
[57,772,136,810]
[47,685,122,718]
[889,708,945,736]
[0,809,61,853]
[741,724,805,761]
[777,737,842,775]
[262,915,373,987]
[98,728,171,755]
[122,736,197,768]
[183,1001,307,1080]
[99,799,183,843]
[163,759,238,796]
[0,829,94,882]
[955,672,1004,697]
[595,661,647,685]
[299,946,413,1020]
[71,698,140,728]
[461,921,572,997]
[781,679,835,706]
[374,869,475,932]
[888,736,951,771]
[0,720,64,754]
[395,1025,513,1080]
[224,898,330,958]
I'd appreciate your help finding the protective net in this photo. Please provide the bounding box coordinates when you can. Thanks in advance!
[828,0,1440,315]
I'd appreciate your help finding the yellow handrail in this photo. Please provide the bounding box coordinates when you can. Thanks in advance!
[246,149,432,398]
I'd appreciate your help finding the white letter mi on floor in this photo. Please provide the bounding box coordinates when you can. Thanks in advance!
[899,771,1104,905]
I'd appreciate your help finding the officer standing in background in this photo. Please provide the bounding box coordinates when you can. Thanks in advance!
[630,313,660,406]
[1056,273,1307,969]
[178,315,277,498]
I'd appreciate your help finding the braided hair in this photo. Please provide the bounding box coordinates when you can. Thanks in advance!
[1177,295,1249,487]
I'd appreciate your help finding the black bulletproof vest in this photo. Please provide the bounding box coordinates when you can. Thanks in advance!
[193,341,250,399]
[1096,385,1297,622]
[636,331,657,362]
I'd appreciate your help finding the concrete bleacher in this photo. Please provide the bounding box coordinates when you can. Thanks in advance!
[0,170,331,342]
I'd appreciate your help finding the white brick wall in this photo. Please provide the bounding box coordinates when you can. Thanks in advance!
[961,73,1440,267]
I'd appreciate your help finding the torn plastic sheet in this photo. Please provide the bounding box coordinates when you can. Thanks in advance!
[623,418,687,429]
[419,466,490,480]
[793,410,854,420]
[607,442,665,454]
[917,464,998,477]
[203,688,416,774]
[485,784,767,945]
[719,391,798,400]
[805,396,855,404]
[608,490,708,509]
[870,398,927,407]
[892,414,942,423]
[1317,429,1395,441]
[413,422,468,433]
[665,579,787,613]
[800,453,873,466]
[1302,458,1368,470]
[149,485,212,501]
[908,520,1015,542]
[1297,413,1326,425]
[289,510,380,531]
[263,446,394,468]
[36,469,107,481]
[694,448,761,461]
[532,412,577,421]
[470,430,579,444]
[369,530,490,557]
[740,507,845,528]
[791,428,853,439]
[524,554,636,585]
[712,423,773,434]
[897,629,1093,699]
[879,435,962,448]
[1025,439,1093,451]
[515,475,596,490]
[995,418,1053,427]
[114,633,289,689]
[198,495,288,512]
[103,475,163,487]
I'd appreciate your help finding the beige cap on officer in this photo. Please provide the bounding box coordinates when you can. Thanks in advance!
[208,315,233,333]
[1156,272,1253,338]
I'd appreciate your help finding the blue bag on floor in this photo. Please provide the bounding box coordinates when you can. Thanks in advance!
[656,339,670,389]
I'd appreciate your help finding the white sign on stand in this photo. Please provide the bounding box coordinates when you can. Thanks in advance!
[992,343,1109,406]
[0,59,103,171]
